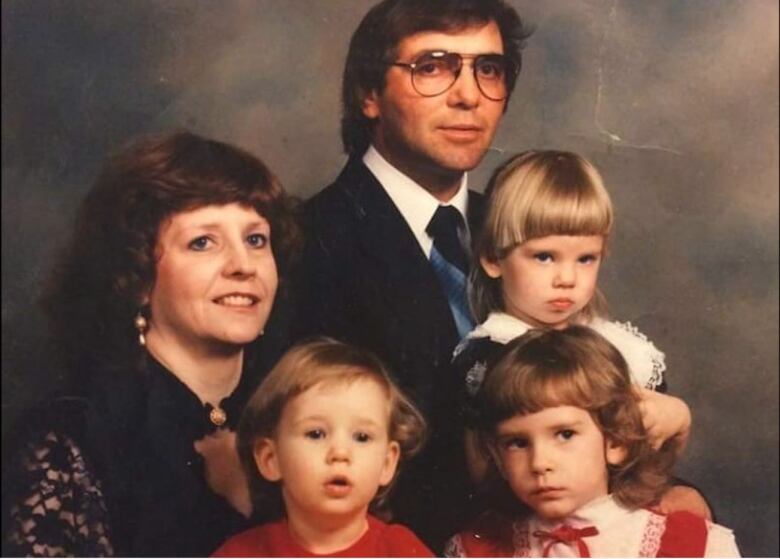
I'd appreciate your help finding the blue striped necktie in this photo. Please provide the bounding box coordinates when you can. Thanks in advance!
[426,206,474,339]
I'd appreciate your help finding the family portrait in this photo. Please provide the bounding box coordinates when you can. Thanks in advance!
[2,1,777,556]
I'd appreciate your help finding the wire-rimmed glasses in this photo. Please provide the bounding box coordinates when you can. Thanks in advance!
[387,51,516,101]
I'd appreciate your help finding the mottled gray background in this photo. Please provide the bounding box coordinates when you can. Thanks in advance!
[2,1,777,555]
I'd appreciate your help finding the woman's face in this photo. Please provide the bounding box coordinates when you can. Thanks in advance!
[146,203,278,354]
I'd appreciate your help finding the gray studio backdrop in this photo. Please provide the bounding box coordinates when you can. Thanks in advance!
[2,1,778,556]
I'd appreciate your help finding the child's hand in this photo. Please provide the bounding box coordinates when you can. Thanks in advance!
[636,388,691,452]
[657,485,713,520]
[194,429,252,518]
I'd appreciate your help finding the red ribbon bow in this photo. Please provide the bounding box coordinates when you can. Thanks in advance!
[533,524,599,557]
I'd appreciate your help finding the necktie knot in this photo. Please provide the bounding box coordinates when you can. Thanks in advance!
[533,524,599,557]
[426,206,468,273]
[426,205,464,236]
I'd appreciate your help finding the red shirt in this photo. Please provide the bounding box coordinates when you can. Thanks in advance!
[212,515,433,557]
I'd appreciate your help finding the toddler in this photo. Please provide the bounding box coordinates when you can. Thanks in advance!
[212,338,432,557]
[447,326,739,557]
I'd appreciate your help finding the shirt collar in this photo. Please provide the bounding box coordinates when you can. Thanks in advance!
[467,311,535,344]
[363,145,469,257]
[533,494,624,533]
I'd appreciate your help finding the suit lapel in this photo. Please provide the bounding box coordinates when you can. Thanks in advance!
[466,189,486,240]
[339,159,459,347]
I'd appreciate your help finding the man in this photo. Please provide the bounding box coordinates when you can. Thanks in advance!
[293,0,528,549]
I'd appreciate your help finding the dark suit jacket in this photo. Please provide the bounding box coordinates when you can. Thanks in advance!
[292,157,485,550]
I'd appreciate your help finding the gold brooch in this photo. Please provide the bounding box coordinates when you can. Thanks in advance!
[209,407,227,427]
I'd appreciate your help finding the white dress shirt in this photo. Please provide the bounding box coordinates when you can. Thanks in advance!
[363,145,470,259]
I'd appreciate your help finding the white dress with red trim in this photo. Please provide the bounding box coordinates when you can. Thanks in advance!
[445,494,740,557]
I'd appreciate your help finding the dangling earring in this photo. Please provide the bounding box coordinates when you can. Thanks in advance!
[134,311,148,347]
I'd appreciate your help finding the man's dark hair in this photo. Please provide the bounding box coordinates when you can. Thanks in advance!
[341,0,531,156]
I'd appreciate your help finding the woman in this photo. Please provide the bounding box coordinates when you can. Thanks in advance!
[2,131,300,556]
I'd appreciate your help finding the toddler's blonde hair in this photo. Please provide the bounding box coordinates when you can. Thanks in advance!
[237,337,427,519]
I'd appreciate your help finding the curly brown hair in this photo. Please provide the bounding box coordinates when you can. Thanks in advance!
[237,336,427,520]
[474,326,676,511]
[41,131,301,373]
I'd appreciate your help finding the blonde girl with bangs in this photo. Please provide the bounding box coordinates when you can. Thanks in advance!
[453,150,708,517]
[471,150,613,325]
[446,327,739,557]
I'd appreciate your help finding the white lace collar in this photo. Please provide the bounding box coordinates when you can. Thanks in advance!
[462,312,665,390]
[466,312,535,344]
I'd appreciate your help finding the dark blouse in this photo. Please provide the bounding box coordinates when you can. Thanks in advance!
[2,349,268,557]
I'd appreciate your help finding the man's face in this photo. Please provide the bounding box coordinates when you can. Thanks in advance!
[362,21,507,194]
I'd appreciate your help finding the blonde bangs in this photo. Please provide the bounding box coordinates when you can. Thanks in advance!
[485,151,613,258]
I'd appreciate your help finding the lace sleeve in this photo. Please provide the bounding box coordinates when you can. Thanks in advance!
[4,430,114,556]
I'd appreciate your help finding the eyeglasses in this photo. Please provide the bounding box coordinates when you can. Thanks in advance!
[387,51,516,101]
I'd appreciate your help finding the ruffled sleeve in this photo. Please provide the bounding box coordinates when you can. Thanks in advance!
[590,319,666,390]
[704,521,741,557]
